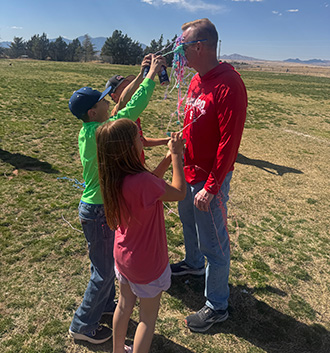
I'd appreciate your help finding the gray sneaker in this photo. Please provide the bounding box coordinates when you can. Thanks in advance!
[170,260,205,276]
[185,305,228,332]
[69,324,112,344]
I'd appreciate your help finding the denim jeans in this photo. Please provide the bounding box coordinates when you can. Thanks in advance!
[178,172,232,311]
[69,202,116,333]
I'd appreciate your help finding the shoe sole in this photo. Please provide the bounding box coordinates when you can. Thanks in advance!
[171,269,205,276]
[186,311,229,333]
[69,329,112,344]
[125,344,133,352]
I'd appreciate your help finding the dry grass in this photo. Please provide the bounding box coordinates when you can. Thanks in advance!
[0,59,329,353]
[228,60,330,78]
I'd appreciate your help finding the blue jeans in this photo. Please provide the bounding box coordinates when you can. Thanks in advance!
[70,202,116,333]
[178,172,232,311]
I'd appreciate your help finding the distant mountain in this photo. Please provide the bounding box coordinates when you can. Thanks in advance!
[284,58,330,66]
[0,41,11,48]
[220,53,263,61]
[47,36,107,52]
[72,36,147,52]
[76,36,106,52]
[220,53,330,66]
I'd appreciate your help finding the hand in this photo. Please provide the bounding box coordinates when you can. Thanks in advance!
[140,54,152,74]
[168,132,185,155]
[194,188,214,212]
[148,54,167,79]
[165,149,172,159]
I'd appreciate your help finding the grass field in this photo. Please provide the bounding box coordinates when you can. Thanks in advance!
[0,59,329,353]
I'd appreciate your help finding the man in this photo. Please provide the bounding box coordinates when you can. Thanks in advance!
[170,18,247,333]
[105,73,170,150]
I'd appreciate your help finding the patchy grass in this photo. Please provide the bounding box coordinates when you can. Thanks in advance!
[0,59,329,353]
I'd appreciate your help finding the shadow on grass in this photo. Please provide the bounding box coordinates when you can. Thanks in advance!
[0,148,59,174]
[168,276,330,353]
[73,317,194,353]
[236,153,303,176]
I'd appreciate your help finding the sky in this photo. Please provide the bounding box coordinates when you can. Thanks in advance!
[0,0,329,61]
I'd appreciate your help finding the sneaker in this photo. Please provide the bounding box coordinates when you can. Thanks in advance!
[124,344,133,352]
[69,325,112,344]
[170,260,205,276]
[185,305,228,333]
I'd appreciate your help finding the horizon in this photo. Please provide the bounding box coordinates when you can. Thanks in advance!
[1,0,329,61]
[1,36,329,63]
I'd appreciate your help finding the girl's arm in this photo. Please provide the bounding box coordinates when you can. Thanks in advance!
[159,133,186,202]
[152,150,171,179]
[143,136,170,147]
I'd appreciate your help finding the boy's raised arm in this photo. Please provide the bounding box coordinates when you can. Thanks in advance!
[112,55,152,116]
[108,54,166,123]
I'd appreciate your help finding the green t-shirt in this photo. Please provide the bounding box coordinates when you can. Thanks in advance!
[78,78,155,204]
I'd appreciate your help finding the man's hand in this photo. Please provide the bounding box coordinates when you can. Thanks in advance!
[194,188,214,212]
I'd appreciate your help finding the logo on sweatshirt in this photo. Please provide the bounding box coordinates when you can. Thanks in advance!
[186,95,206,121]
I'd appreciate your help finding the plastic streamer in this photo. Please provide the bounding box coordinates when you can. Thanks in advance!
[162,35,195,136]
[57,176,85,190]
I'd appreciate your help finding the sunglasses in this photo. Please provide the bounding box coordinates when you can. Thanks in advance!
[181,39,208,52]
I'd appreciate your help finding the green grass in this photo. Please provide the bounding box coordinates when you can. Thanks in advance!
[0,59,330,352]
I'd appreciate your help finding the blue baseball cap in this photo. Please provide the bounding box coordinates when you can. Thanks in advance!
[69,86,112,120]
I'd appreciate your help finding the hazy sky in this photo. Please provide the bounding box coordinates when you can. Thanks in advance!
[1,0,329,60]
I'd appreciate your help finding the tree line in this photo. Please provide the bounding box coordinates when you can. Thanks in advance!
[0,31,176,66]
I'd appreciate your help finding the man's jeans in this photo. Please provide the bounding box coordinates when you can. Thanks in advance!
[69,202,116,333]
[178,172,232,311]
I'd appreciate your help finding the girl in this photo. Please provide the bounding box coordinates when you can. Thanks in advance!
[96,118,186,353]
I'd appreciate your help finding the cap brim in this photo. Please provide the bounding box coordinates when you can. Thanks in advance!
[99,85,112,101]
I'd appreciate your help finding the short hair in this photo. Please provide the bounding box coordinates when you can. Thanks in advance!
[80,112,90,122]
[80,101,98,122]
[181,18,218,50]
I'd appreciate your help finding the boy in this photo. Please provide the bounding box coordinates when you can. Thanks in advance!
[68,54,166,344]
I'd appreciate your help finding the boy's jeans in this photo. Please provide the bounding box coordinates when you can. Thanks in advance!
[69,202,116,333]
[178,172,232,311]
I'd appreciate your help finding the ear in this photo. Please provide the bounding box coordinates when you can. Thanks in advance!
[87,108,96,120]
[196,41,203,53]
[110,92,118,102]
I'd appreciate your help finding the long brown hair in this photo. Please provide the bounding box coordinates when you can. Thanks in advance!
[96,118,147,229]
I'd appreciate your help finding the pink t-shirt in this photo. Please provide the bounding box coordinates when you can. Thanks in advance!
[114,172,168,284]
